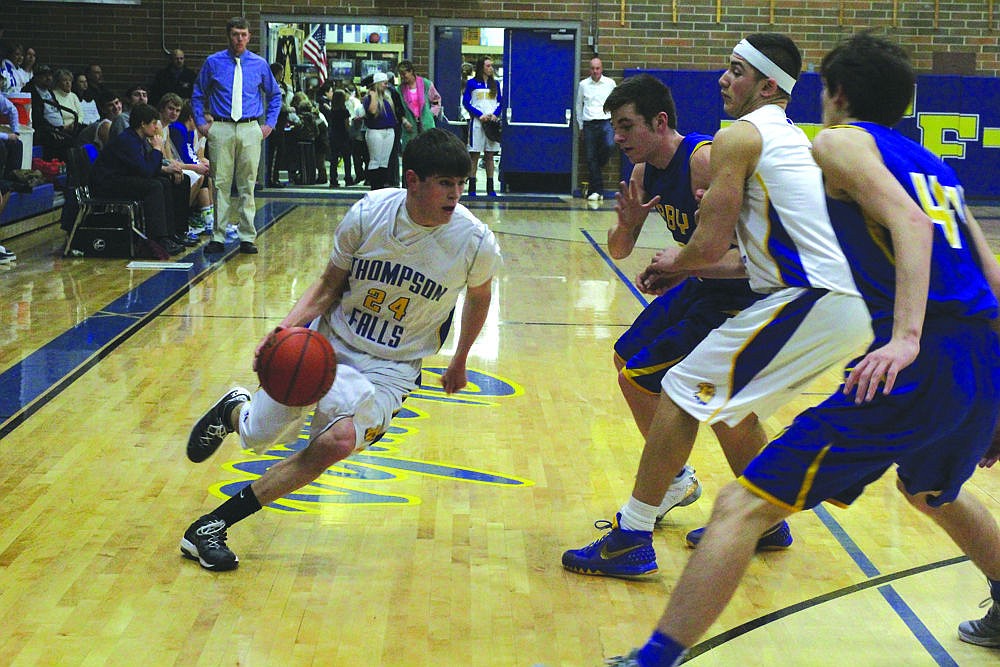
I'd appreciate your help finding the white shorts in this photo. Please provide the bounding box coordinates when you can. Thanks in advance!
[468,119,500,153]
[662,288,873,427]
[238,319,422,454]
[365,127,395,169]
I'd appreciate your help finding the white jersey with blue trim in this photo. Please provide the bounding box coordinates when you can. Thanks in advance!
[326,188,502,361]
[736,104,859,297]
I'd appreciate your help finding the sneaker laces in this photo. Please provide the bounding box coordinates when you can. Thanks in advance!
[200,422,229,447]
[969,599,1000,632]
[196,520,229,550]
[578,519,616,549]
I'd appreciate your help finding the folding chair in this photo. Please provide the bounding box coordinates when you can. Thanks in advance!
[63,145,149,258]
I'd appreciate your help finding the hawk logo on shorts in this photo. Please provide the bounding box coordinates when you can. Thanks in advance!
[364,425,387,444]
[694,382,716,405]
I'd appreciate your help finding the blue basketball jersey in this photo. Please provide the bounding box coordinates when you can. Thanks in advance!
[617,132,760,394]
[827,122,998,339]
[642,133,711,246]
[643,132,752,296]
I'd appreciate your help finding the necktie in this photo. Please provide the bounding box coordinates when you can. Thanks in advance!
[231,57,242,121]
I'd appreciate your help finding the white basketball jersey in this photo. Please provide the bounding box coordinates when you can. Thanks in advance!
[327,188,502,361]
[737,105,859,296]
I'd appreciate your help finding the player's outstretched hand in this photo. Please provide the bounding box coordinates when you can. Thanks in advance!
[253,326,285,373]
[615,179,661,228]
[440,358,469,395]
[843,338,919,404]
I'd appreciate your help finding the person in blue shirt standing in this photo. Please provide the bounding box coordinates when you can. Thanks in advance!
[192,16,282,255]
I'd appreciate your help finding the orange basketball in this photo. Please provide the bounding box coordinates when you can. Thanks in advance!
[256,327,337,406]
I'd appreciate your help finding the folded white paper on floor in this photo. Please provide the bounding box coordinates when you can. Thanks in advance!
[126,261,194,270]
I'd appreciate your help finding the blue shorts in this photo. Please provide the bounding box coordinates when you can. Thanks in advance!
[615,278,760,394]
[741,318,1000,510]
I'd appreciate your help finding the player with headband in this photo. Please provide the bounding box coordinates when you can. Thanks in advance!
[602,31,1000,667]
[563,32,873,588]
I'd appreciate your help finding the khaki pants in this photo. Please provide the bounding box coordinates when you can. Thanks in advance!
[207,119,262,243]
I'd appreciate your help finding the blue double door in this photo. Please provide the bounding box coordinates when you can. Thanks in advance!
[433,25,578,194]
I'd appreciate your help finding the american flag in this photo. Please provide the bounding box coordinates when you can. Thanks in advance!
[303,24,328,83]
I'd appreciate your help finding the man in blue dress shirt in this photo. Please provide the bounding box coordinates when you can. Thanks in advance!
[193,16,282,255]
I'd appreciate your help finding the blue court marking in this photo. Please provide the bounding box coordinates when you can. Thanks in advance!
[0,201,297,438]
[688,555,968,660]
[581,228,649,306]
[813,504,957,665]
[813,504,879,576]
[586,226,961,664]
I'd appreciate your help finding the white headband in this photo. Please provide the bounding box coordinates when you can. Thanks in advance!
[732,39,796,94]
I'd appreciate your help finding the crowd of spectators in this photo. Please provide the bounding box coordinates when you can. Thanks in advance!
[0,29,451,258]
[0,41,217,257]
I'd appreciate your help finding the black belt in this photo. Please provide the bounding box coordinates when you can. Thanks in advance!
[215,117,255,123]
[583,119,610,124]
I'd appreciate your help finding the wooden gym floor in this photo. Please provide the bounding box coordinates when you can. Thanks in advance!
[1,192,999,666]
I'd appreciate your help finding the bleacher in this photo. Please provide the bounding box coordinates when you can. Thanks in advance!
[0,97,65,243]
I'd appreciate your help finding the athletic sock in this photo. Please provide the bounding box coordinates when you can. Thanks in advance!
[212,484,263,527]
[619,496,659,532]
[222,396,246,432]
[989,578,1000,602]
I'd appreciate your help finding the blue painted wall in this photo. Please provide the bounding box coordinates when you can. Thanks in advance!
[624,69,1000,200]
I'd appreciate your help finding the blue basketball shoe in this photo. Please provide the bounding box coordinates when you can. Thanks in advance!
[685,520,792,551]
[562,513,657,578]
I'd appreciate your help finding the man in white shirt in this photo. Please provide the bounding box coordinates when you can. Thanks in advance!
[576,57,616,201]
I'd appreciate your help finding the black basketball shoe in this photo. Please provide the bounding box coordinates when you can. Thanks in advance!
[186,387,251,462]
[180,514,239,571]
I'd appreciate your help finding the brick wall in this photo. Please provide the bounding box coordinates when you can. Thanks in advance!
[4,0,998,191]
[4,1,997,95]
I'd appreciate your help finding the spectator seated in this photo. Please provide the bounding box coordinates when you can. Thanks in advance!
[62,143,151,258]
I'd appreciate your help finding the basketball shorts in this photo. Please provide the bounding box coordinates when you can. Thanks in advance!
[239,319,421,454]
[740,318,1000,511]
[616,278,761,394]
[468,118,500,153]
[662,288,873,427]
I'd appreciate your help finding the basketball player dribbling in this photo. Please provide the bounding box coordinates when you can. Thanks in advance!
[180,129,502,571]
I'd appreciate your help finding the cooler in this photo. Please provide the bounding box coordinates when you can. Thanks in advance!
[7,93,33,169]
[9,92,31,127]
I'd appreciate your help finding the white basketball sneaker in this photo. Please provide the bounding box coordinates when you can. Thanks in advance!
[655,465,702,523]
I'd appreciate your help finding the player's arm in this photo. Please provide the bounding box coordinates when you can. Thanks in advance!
[608,162,656,259]
[679,142,747,280]
[282,261,350,329]
[253,261,349,369]
[440,279,493,394]
[637,122,755,290]
[813,126,930,402]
